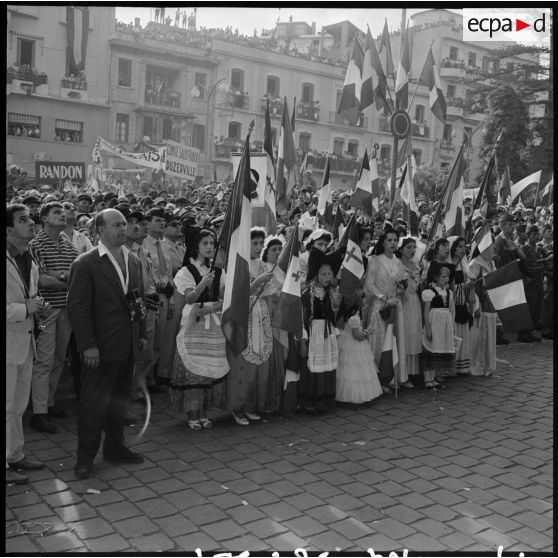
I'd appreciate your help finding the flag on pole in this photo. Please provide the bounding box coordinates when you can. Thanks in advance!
[484,260,533,332]
[291,97,296,132]
[401,155,419,235]
[317,156,334,231]
[379,18,394,77]
[509,170,542,204]
[332,205,345,242]
[498,165,512,205]
[272,226,303,337]
[366,26,388,111]
[299,149,308,177]
[276,97,297,214]
[351,150,375,217]
[337,36,364,126]
[395,23,410,110]
[252,100,277,233]
[220,137,253,356]
[443,144,467,237]
[419,47,446,123]
[338,215,365,298]
[378,309,398,386]
[468,221,494,262]
[360,29,374,111]
[540,174,553,205]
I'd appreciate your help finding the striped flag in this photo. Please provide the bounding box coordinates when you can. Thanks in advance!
[351,150,374,217]
[338,215,364,298]
[337,36,363,126]
[509,170,542,204]
[221,136,253,356]
[317,157,334,231]
[468,221,494,263]
[498,165,512,205]
[379,19,394,77]
[66,7,89,74]
[378,308,398,386]
[367,26,388,111]
[540,174,553,205]
[443,144,466,237]
[401,155,419,235]
[299,149,308,177]
[395,24,410,110]
[252,100,277,233]
[420,47,446,123]
[272,226,303,338]
[276,97,297,214]
[291,97,296,132]
[484,260,533,332]
[360,29,374,111]
[332,205,345,242]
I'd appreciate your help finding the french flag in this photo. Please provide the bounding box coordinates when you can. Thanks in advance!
[338,215,364,298]
[484,260,533,333]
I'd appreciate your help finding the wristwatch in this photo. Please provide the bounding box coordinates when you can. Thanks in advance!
[59,271,67,281]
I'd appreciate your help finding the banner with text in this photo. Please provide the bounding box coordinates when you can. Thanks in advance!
[95,137,166,170]
[36,161,86,183]
[164,140,200,179]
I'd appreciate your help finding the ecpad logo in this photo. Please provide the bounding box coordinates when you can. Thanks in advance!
[463,9,551,44]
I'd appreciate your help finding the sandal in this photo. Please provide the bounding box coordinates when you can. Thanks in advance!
[188,419,202,431]
[199,417,212,429]
[232,411,249,426]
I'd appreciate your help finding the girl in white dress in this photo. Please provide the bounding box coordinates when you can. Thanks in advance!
[336,300,383,404]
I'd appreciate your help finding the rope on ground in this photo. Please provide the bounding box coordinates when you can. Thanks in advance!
[6,520,53,537]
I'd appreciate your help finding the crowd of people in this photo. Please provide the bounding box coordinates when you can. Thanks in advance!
[6,178,553,484]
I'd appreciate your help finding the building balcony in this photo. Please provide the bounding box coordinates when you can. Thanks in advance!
[215,137,263,159]
[329,111,367,129]
[7,66,49,96]
[61,77,88,101]
[297,101,320,122]
[440,140,456,153]
[412,121,430,138]
[308,154,360,174]
[440,60,466,80]
[227,90,249,110]
[446,97,465,118]
[144,88,181,110]
[261,94,283,117]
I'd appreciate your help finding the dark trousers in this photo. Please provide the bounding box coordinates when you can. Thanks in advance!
[67,333,81,400]
[540,278,553,333]
[77,351,134,465]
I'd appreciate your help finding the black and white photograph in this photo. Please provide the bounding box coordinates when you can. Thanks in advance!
[5,3,553,554]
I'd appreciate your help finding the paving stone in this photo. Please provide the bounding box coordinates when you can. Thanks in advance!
[261,501,303,522]
[130,533,175,552]
[401,532,448,551]
[132,467,171,483]
[183,503,228,525]
[83,489,124,506]
[6,491,43,508]
[284,493,326,511]
[413,517,454,538]
[163,488,209,510]
[226,504,267,524]
[202,519,247,541]
[114,515,159,538]
[307,504,348,524]
[224,534,271,551]
[85,533,131,552]
[35,532,83,552]
[511,526,553,550]
[375,480,411,497]
[518,497,553,514]
[243,489,281,506]
[108,476,142,490]
[243,518,288,539]
[472,528,518,550]
[421,504,458,522]
[5,535,40,553]
[353,533,401,553]
[120,486,157,502]
[44,490,83,508]
[207,491,243,510]
[382,504,424,523]
[513,510,552,532]
[71,517,114,539]
[244,468,283,485]
[453,501,492,519]
[31,478,69,495]
[370,518,416,539]
[450,516,493,536]
[350,505,384,523]
[265,480,305,498]
[267,531,312,550]
[307,530,353,551]
[438,531,478,550]
[427,488,466,506]
[396,492,436,510]
[330,517,373,539]
[97,501,142,522]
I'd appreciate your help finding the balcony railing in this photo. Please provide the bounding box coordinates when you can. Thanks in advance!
[440,140,455,151]
[7,66,48,85]
[215,138,264,159]
[61,77,88,91]
[412,121,430,138]
[261,95,284,117]
[307,154,360,173]
[329,111,367,128]
[144,88,181,109]
[227,90,249,109]
[297,100,320,122]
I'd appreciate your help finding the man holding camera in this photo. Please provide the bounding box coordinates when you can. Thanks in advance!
[6,204,45,484]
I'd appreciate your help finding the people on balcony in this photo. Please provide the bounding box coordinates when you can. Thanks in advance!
[441,58,466,70]
[62,72,87,91]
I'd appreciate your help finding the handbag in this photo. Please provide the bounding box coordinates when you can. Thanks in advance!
[379,300,393,322]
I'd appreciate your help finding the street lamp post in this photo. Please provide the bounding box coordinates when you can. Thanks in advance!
[195,77,228,180]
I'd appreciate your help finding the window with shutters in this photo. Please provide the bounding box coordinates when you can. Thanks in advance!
[230,69,244,91]
[468,52,476,67]
[267,76,280,97]
[414,105,425,122]
[333,138,344,156]
[118,58,132,86]
[143,116,155,139]
[412,149,422,166]
[115,114,129,142]
[162,118,173,140]
[17,38,35,66]
[347,140,358,157]
[443,124,453,142]
[194,73,206,99]
[449,46,458,60]
[7,113,41,138]
[380,144,391,162]
[299,132,311,151]
[192,123,205,151]
[55,119,83,143]
[228,121,241,140]
[301,83,314,103]
[447,84,456,98]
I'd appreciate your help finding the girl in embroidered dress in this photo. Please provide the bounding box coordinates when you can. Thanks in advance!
[299,249,340,414]
[449,236,476,375]
[421,265,456,389]
[168,229,228,430]
[336,297,383,404]
[226,228,274,426]
[397,237,423,379]
[468,241,498,376]
[363,228,413,391]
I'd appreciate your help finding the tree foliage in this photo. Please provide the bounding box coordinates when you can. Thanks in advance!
[480,85,531,181]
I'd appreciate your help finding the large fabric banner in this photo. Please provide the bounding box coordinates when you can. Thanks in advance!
[94,137,166,170]
[164,140,199,179]
[66,7,89,75]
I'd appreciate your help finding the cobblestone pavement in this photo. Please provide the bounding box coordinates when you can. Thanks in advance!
[5,340,552,554]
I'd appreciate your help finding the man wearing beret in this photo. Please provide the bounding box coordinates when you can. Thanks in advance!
[142,208,174,388]
[23,195,41,217]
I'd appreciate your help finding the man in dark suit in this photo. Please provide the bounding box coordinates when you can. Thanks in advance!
[67,209,148,480]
